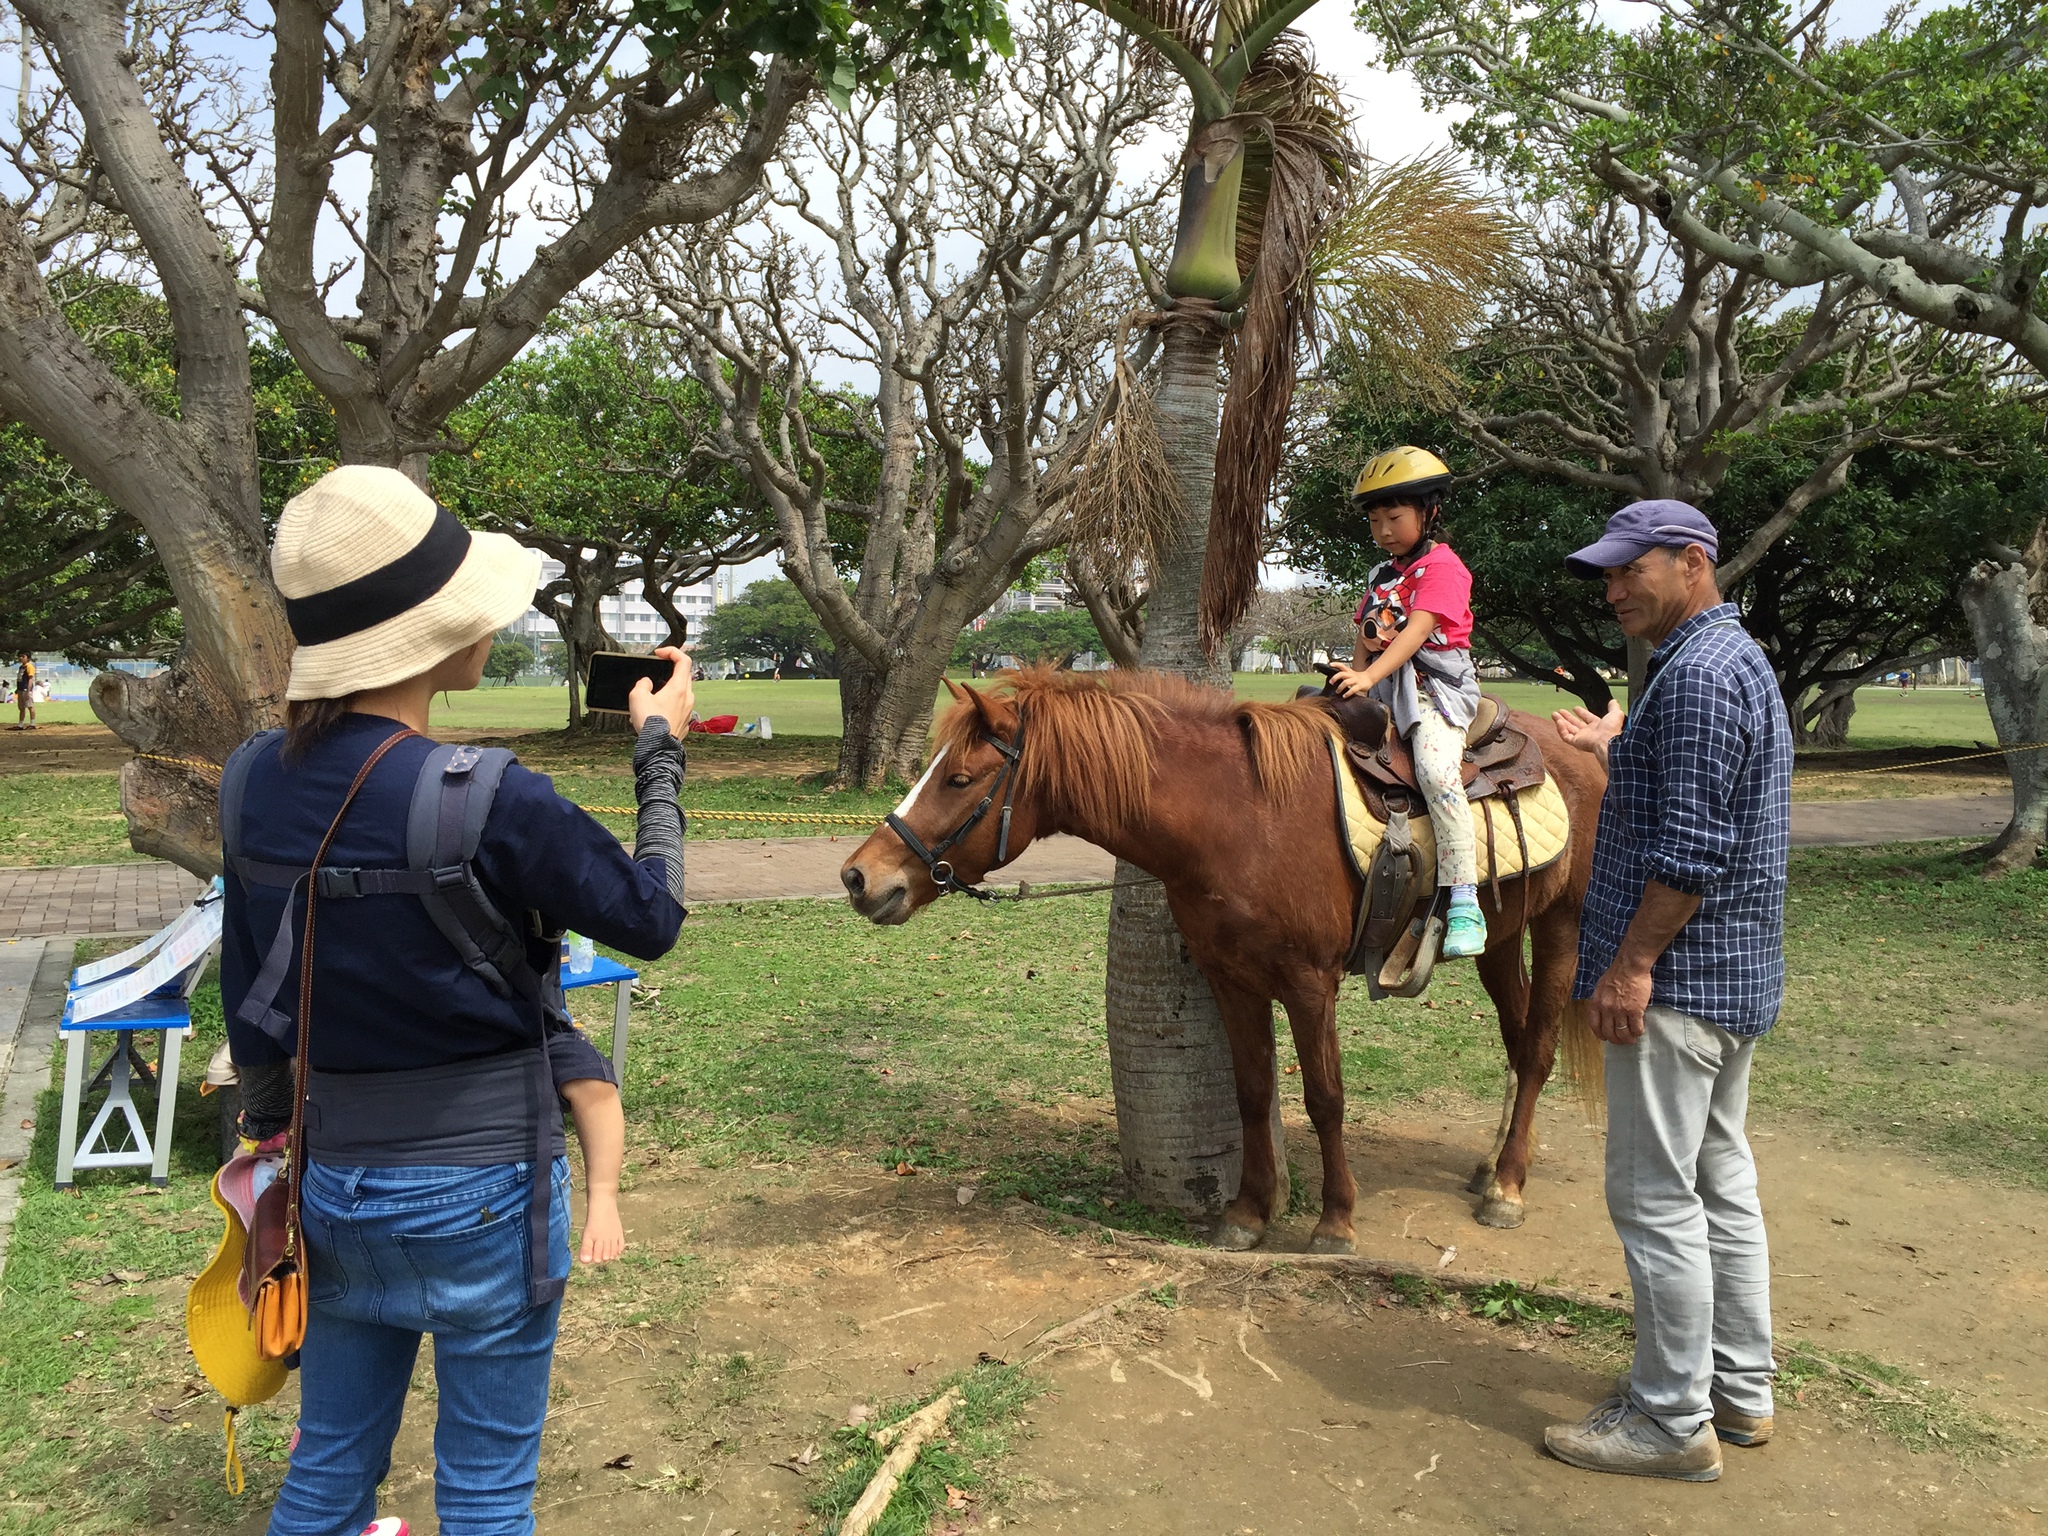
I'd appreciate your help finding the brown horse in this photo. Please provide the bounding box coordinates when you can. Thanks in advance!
[839,667,1606,1250]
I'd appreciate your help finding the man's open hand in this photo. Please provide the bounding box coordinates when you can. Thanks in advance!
[1553,700,1624,767]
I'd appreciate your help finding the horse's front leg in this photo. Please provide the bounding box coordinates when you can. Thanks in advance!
[1281,978,1356,1253]
[1210,981,1284,1251]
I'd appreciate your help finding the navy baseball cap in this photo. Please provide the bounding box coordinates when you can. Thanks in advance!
[1565,499,1719,578]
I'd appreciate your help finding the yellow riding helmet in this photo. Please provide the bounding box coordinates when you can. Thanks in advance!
[1350,445,1453,510]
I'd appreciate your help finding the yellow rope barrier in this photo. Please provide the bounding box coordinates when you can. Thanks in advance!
[1795,740,2048,779]
[133,754,877,827]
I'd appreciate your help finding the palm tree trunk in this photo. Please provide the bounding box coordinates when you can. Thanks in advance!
[1103,307,1283,1219]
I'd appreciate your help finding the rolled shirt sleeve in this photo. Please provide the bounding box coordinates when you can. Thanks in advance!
[1643,671,1753,896]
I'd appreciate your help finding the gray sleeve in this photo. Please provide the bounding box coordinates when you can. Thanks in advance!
[631,716,687,906]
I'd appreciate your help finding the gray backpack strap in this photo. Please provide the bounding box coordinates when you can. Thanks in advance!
[404,743,566,1308]
[219,730,301,1047]
[405,745,531,1000]
[218,730,282,866]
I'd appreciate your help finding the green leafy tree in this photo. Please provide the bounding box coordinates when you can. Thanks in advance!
[436,321,775,726]
[952,609,1106,670]
[698,579,837,676]
[1354,0,2048,867]
[0,0,1015,871]
[484,638,535,685]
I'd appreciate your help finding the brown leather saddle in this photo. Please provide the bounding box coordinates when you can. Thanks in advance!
[1297,672,1548,999]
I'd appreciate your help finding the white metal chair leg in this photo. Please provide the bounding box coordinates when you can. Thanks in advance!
[150,1027,183,1186]
[54,1029,87,1189]
[610,981,631,1090]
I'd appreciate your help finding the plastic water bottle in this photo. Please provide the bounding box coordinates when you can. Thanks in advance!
[566,932,595,975]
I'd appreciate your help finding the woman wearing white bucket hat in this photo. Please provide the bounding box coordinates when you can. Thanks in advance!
[220,464,693,1536]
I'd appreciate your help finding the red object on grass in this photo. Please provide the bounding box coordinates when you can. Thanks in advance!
[688,714,740,735]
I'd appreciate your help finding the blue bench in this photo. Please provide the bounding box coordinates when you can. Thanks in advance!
[55,959,208,1189]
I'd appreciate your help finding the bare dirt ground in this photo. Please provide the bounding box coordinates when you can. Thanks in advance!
[188,1098,2047,1536]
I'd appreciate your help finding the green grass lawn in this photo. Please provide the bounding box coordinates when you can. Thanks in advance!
[0,678,2007,867]
[0,840,2040,1529]
[438,677,2001,747]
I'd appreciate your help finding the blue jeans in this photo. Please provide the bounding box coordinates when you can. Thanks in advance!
[266,1157,572,1536]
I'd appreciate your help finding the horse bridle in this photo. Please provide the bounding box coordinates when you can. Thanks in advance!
[884,710,1026,902]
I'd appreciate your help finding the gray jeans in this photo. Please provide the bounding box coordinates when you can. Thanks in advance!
[1605,1005,1774,1438]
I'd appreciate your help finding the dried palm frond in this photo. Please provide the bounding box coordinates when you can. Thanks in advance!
[1106,0,1220,74]
[1059,347,1185,581]
[1199,33,1358,648]
[1315,148,1517,409]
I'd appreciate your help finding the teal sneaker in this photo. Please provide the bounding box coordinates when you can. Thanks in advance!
[1441,897,1488,958]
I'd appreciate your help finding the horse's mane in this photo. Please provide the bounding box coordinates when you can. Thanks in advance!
[932,665,1339,827]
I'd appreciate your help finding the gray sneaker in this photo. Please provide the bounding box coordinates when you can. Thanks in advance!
[1544,1400,1723,1481]
[1610,1375,1773,1447]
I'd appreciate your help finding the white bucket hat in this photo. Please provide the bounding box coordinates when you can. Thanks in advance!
[273,465,542,701]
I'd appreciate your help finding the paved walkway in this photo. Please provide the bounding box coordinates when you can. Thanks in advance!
[0,790,2016,939]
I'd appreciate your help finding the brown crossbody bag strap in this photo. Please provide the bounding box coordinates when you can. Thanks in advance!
[247,727,418,1359]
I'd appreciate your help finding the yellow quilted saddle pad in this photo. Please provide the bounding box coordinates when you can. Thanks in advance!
[1328,736,1571,888]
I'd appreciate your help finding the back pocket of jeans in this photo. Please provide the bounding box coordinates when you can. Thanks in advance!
[393,1213,531,1331]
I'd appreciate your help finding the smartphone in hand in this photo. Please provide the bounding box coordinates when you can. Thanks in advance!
[583,652,675,714]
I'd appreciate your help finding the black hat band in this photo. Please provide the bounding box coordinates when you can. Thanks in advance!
[284,502,472,647]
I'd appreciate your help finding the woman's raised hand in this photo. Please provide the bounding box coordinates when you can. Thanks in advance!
[629,645,696,735]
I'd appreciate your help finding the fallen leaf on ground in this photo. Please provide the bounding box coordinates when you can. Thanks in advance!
[1435,1246,1457,1270]
[603,1454,635,1470]
[956,1185,978,1205]
[947,1484,976,1509]
[149,1406,179,1423]
[796,1444,817,1466]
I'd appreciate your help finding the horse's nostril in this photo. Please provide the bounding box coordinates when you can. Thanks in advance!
[842,864,866,898]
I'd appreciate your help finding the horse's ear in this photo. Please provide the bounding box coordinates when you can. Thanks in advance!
[943,678,972,703]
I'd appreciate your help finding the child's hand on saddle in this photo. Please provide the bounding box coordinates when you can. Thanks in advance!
[1327,665,1373,698]
[1552,700,1624,755]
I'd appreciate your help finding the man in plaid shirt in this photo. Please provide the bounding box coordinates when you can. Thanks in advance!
[1543,500,1792,1483]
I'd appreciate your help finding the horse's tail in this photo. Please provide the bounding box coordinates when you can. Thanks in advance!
[1559,998,1605,1126]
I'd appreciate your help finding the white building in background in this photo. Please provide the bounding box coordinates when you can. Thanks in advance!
[503,558,719,649]
[988,575,1074,616]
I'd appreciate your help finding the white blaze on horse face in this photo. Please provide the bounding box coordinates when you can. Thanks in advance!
[891,747,947,820]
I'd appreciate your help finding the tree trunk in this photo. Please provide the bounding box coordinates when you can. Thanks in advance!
[1102,308,1268,1220]
[1959,543,2048,873]
[837,647,946,789]
[1805,686,1858,748]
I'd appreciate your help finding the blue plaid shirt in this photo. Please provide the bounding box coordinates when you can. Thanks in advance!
[1573,604,1793,1035]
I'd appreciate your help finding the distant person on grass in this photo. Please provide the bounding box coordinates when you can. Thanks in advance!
[12,653,35,730]
[222,464,692,1536]
[1545,500,1792,1484]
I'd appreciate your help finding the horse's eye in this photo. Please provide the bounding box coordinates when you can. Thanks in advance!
[947,773,974,789]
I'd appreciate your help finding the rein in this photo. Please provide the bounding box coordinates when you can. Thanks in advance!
[885,710,1029,902]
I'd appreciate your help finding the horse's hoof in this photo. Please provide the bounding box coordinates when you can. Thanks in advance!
[1466,1162,1496,1196]
[1307,1232,1356,1255]
[1212,1221,1265,1252]
[1474,1197,1526,1230]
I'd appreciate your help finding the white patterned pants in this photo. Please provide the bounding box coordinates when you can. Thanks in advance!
[1410,705,1477,888]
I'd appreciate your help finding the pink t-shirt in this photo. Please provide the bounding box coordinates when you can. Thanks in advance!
[1351,541,1474,651]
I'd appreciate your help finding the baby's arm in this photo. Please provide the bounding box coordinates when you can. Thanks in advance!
[561,1077,626,1263]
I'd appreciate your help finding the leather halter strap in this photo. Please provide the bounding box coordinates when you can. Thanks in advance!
[884,711,1026,902]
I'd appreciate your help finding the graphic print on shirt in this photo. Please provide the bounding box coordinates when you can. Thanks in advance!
[1352,544,1475,652]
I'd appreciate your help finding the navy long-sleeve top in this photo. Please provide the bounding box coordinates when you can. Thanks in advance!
[222,713,684,1074]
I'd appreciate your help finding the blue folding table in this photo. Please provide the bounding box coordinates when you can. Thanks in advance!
[559,950,639,1088]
